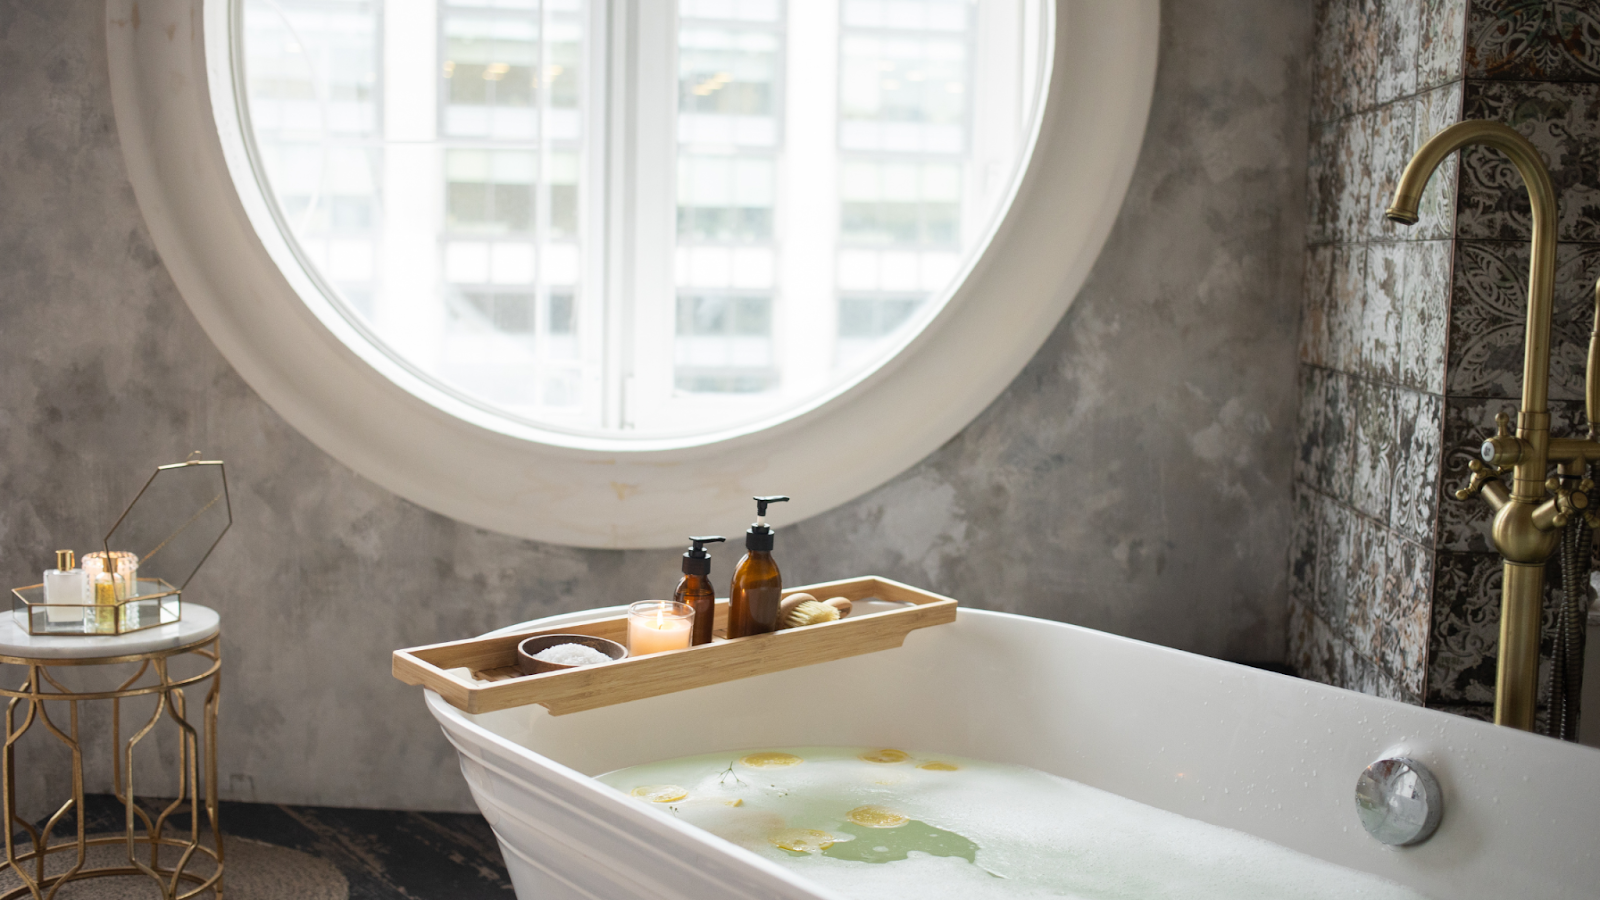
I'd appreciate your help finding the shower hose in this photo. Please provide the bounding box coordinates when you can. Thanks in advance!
[1546,513,1592,741]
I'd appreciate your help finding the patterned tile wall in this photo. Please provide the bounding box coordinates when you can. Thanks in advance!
[1291,0,1463,706]
[1293,0,1600,722]
[1427,5,1600,718]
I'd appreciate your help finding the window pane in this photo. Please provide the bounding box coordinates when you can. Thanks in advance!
[240,0,1045,437]
[243,0,594,429]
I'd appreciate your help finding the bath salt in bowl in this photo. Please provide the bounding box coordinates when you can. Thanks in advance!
[535,644,614,667]
[516,634,627,675]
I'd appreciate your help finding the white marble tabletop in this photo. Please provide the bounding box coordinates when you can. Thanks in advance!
[0,604,219,660]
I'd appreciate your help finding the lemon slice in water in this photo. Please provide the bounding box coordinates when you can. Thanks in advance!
[859,749,910,764]
[740,752,804,768]
[847,805,910,828]
[918,761,959,771]
[630,785,687,802]
[770,829,836,852]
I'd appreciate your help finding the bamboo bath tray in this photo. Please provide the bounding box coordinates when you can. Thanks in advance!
[393,577,957,715]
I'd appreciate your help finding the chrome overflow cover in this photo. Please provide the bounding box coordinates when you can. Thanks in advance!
[1354,757,1442,846]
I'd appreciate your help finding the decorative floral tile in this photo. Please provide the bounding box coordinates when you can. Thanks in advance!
[1375,665,1419,703]
[1289,483,1320,609]
[1313,0,1383,123]
[1418,0,1468,90]
[1345,514,1389,661]
[1458,80,1600,243]
[1445,240,1591,401]
[1381,532,1434,698]
[1554,243,1600,403]
[1390,389,1443,545]
[1317,371,1358,502]
[1287,587,1318,679]
[1343,640,1385,696]
[1316,495,1358,625]
[1307,608,1349,687]
[1352,380,1399,521]
[1338,112,1378,243]
[1369,100,1417,241]
[1428,549,1504,703]
[1362,241,1405,381]
[1397,239,1451,394]
[1428,548,1563,705]
[1307,120,1341,246]
[1377,0,1421,107]
[1296,366,1326,490]
[1426,701,1493,722]
[1329,244,1368,374]
[1410,82,1464,242]
[1465,0,1600,82]
[1301,246,1335,367]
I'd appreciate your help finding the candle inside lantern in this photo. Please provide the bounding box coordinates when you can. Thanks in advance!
[627,600,694,656]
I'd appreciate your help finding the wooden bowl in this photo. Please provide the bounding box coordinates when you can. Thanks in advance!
[517,634,628,675]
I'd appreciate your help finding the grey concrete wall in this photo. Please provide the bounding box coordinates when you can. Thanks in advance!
[0,0,1310,812]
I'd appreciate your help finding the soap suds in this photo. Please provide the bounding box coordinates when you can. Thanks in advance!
[600,746,1436,900]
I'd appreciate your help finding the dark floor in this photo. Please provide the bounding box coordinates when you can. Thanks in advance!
[31,793,514,900]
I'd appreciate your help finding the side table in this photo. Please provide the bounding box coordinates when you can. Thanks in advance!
[0,605,222,899]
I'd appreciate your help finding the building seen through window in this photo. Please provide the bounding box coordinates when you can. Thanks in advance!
[240,0,1042,438]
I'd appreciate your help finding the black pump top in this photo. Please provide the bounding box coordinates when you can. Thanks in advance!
[682,535,725,575]
[746,496,790,551]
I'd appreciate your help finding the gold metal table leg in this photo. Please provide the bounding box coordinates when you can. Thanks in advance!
[0,635,223,899]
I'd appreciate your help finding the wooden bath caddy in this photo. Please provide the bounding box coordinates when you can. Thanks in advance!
[392,576,957,715]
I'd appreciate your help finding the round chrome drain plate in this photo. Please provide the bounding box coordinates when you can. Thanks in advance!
[1355,756,1443,846]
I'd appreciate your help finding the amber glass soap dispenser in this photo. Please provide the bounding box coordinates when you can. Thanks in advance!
[674,536,725,646]
[728,496,789,638]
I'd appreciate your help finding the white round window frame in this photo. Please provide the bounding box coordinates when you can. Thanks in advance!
[107,0,1158,549]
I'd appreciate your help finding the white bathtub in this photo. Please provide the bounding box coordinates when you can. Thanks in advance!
[426,608,1600,900]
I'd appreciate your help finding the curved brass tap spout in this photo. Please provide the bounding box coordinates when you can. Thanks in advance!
[1386,120,1562,731]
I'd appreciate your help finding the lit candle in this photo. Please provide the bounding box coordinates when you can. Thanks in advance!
[627,600,694,656]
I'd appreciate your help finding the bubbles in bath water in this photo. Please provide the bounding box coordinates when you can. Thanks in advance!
[600,747,1437,900]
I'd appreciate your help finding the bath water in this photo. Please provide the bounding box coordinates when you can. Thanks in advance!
[598,746,1433,900]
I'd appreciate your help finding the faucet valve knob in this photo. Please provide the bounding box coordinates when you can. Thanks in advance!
[1482,412,1527,468]
[1456,459,1504,501]
[1543,477,1591,529]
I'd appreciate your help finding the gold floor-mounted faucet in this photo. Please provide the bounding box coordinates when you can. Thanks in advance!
[1386,120,1600,731]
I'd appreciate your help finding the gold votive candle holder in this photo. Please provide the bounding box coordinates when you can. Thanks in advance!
[84,550,138,633]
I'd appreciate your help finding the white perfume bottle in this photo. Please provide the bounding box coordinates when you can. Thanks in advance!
[42,549,89,627]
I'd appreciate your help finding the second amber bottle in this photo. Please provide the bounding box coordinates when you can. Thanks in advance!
[728,496,789,638]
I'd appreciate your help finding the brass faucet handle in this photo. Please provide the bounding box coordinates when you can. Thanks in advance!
[1456,459,1504,501]
[1544,477,1591,529]
[1481,412,1527,468]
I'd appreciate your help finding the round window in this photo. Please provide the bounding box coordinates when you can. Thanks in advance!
[236,0,1050,441]
[108,0,1157,546]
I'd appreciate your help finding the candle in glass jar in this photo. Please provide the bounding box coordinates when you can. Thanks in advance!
[627,600,693,656]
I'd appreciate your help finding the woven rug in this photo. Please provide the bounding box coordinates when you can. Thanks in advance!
[0,833,347,899]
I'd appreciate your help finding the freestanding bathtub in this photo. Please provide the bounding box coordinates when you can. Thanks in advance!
[426,607,1600,900]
